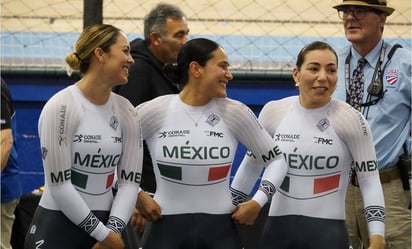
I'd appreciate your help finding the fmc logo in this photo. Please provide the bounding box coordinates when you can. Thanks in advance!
[313,137,333,145]
[205,131,224,138]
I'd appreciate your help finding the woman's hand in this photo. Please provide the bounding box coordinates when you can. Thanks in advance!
[129,208,147,232]
[91,231,124,249]
[368,234,385,249]
[231,200,261,225]
[136,191,162,221]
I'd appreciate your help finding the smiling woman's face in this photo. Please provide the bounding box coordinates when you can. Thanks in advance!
[197,47,233,99]
[293,48,338,109]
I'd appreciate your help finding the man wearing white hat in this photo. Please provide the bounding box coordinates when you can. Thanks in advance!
[333,0,411,248]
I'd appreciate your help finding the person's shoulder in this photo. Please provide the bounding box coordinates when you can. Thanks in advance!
[216,97,243,105]
[1,78,10,94]
[40,85,77,115]
[397,46,412,55]
[330,98,361,120]
[210,98,246,117]
[337,44,352,58]
[214,98,262,125]
[331,98,350,109]
[111,94,139,120]
[214,98,250,113]
[47,85,75,103]
[265,95,296,108]
[150,94,174,103]
[136,94,174,110]
[112,92,135,107]
[330,99,370,137]
[129,41,158,71]
[130,38,152,61]
[258,96,296,120]
[389,44,412,61]
[130,38,145,51]
[1,79,12,103]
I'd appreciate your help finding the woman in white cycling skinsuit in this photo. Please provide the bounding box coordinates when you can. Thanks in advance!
[25,24,143,249]
[231,41,385,249]
[135,38,288,249]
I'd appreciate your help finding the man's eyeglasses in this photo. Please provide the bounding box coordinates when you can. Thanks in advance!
[337,7,371,20]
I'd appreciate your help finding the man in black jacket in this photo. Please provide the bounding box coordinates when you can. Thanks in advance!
[114,3,189,195]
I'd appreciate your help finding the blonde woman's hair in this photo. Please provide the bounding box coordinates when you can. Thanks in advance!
[65,24,122,74]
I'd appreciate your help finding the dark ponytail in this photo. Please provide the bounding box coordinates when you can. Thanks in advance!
[163,38,220,86]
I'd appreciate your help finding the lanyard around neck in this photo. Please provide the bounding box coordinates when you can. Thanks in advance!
[344,41,387,95]
[345,42,386,107]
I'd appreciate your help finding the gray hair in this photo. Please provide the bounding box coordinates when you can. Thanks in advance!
[144,3,186,40]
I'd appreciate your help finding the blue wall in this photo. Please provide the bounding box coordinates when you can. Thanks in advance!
[3,73,77,194]
[2,72,298,194]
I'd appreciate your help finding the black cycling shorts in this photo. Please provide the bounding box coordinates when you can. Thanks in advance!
[25,206,109,249]
[140,213,242,249]
[259,215,350,249]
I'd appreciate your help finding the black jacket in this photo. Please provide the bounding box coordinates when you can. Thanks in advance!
[114,38,179,106]
[114,38,180,193]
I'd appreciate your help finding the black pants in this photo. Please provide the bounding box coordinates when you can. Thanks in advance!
[141,213,242,249]
[260,215,350,249]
